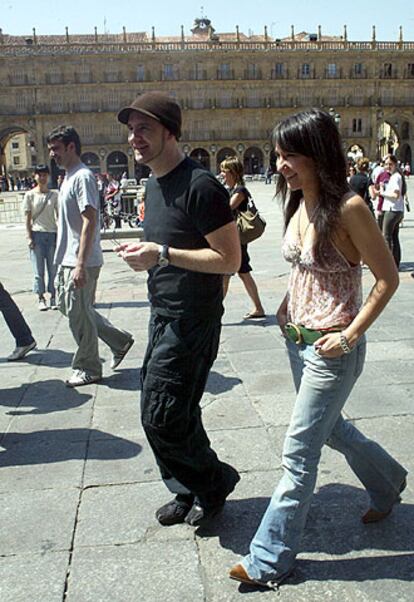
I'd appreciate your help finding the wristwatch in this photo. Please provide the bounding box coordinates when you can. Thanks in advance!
[157,244,170,267]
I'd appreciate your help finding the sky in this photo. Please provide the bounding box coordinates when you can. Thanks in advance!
[1,0,413,40]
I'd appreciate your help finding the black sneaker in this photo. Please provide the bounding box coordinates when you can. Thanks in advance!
[155,494,194,526]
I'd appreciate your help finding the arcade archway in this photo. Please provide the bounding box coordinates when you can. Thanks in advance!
[106,151,128,178]
[244,146,264,175]
[190,147,210,170]
[377,122,399,159]
[216,147,236,172]
[81,152,100,174]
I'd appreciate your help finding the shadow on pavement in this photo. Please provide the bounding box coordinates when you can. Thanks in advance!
[0,379,91,415]
[0,428,142,466]
[197,483,414,581]
[102,367,141,391]
[223,316,276,328]
[205,370,242,395]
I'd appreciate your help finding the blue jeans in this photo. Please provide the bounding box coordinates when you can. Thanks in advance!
[242,337,407,582]
[30,231,57,297]
[0,282,35,347]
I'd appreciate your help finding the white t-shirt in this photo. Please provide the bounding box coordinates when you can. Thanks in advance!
[54,163,103,268]
[23,189,58,232]
[382,172,404,212]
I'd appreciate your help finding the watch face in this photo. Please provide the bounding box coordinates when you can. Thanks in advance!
[158,257,169,267]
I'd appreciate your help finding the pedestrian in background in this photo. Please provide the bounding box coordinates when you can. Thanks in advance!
[380,154,405,269]
[229,109,407,590]
[0,281,36,361]
[47,125,134,387]
[220,156,265,320]
[23,164,59,311]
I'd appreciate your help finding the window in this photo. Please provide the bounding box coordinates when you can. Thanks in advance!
[218,63,232,80]
[106,90,120,111]
[352,118,362,133]
[105,70,119,83]
[48,69,62,84]
[12,71,26,85]
[301,63,311,78]
[273,63,284,78]
[77,63,91,83]
[246,89,261,108]
[220,91,232,108]
[12,141,19,150]
[247,63,259,79]
[163,64,174,80]
[136,65,145,81]
[13,156,21,165]
[192,63,206,80]
[81,124,93,139]
[16,95,27,111]
[192,94,206,109]
[354,63,363,76]
[327,63,337,77]
[407,63,414,77]
[383,63,393,78]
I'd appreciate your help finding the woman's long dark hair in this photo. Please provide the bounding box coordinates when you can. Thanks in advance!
[273,109,349,263]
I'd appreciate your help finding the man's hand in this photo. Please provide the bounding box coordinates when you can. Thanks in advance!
[115,242,159,272]
[27,238,35,250]
[72,265,87,288]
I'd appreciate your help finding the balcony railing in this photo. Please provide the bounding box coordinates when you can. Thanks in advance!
[3,37,414,57]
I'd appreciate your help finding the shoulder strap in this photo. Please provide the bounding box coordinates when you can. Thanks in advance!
[32,192,51,222]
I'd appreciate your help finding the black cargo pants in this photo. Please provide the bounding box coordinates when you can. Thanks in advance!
[140,310,227,501]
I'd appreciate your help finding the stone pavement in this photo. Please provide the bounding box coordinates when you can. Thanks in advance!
[0,182,413,602]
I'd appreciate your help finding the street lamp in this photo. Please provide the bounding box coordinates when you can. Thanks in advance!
[210,144,217,155]
[329,107,341,127]
[183,144,190,155]
[237,143,244,154]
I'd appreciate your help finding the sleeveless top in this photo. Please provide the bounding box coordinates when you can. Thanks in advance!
[281,201,362,329]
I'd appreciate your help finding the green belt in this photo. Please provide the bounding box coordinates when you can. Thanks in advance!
[284,322,340,345]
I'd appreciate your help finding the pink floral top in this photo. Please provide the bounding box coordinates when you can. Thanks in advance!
[282,205,362,329]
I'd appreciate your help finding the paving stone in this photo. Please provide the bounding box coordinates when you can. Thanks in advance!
[0,489,79,554]
[0,552,69,602]
[66,541,204,602]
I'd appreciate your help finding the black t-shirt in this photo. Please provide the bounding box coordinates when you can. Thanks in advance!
[232,185,249,212]
[349,173,370,202]
[144,157,233,318]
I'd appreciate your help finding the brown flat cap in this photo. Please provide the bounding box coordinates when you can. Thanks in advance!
[117,92,182,139]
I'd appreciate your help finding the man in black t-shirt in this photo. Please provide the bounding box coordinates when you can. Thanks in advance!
[116,92,241,527]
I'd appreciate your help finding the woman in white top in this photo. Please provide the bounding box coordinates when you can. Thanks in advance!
[24,165,59,310]
[380,154,404,268]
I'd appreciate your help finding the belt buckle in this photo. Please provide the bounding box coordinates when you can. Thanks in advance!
[285,322,303,345]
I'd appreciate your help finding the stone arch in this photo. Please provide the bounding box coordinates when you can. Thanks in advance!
[399,143,412,168]
[401,121,410,140]
[244,146,264,175]
[377,121,399,159]
[0,125,31,180]
[81,152,100,174]
[216,147,236,172]
[190,147,210,170]
[106,151,128,178]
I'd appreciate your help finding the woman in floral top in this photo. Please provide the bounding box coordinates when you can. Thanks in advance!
[229,109,408,590]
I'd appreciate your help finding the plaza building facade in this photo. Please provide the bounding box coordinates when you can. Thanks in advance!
[0,18,413,183]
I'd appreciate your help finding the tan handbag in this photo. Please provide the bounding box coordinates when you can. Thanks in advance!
[236,197,266,245]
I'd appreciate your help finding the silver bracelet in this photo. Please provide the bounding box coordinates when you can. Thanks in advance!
[339,332,352,354]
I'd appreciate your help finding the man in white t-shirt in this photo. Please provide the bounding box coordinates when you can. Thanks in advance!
[47,125,134,387]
